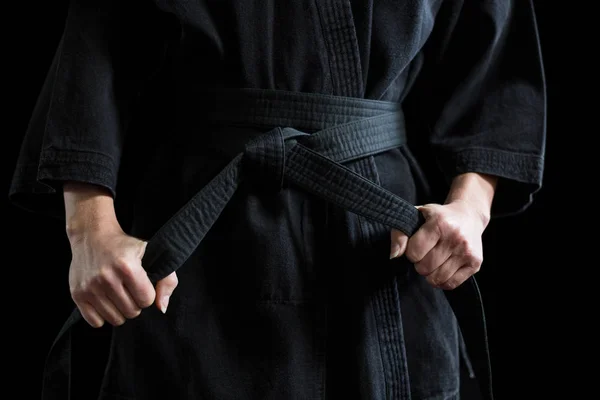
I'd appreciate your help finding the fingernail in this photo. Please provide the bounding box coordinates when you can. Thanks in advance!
[390,244,401,259]
[160,296,170,314]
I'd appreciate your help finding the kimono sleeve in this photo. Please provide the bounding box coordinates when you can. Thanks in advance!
[8,0,171,219]
[407,0,546,218]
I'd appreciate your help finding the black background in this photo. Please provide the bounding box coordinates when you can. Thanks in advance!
[4,2,581,399]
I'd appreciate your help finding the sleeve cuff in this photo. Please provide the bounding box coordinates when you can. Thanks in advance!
[8,149,118,219]
[436,147,544,218]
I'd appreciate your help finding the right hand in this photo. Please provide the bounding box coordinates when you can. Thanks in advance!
[68,224,177,328]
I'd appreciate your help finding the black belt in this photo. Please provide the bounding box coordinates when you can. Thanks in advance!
[144,88,423,282]
[42,88,492,400]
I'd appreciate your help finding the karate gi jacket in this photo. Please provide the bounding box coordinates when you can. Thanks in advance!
[9,1,546,399]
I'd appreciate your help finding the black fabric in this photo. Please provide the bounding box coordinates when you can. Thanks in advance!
[8,0,546,221]
[8,1,546,399]
[43,89,434,400]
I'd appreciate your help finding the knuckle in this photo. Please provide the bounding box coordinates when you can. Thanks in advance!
[460,242,474,255]
[464,248,483,267]
[125,308,142,319]
[455,236,469,249]
[162,274,179,289]
[70,286,83,300]
[110,316,127,327]
[91,267,115,287]
[427,275,441,287]
[413,262,429,276]
[436,220,462,244]
[474,255,484,266]
[71,293,84,306]
[469,254,482,266]
[436,217,455,234]
[443,277,463,290]
[71,283,95,301]
[450,223,463,238]
[138,293,155,309]
[85,315,104,328]
[415,261,434,276]
[459,243,479,260]
[114,257,135,274]
[395,236,409,248]
[405,247,420,263]
[90,320,104,329]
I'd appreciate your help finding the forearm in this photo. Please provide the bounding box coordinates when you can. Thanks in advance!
[444,173,498,228]
[63,182,120,242]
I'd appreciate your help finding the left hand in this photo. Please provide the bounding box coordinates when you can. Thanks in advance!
[390,200,488,290]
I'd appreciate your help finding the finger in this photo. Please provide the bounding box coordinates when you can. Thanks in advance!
[439,266,475,291]
[107,284,142,320]
[414,241,453,276]
[123,271,155,310]
[155,272,179,313]
[91,293,127,326]
[120,257,156,309]
[405,222,441,264]
[137,240,148,259]
[77,301,105,328]
[390,229,409,259]
[425,255,463,287]
[123,239,155,309]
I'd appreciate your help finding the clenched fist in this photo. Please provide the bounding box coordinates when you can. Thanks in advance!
[68,225,178,328]
[390,200,489,290]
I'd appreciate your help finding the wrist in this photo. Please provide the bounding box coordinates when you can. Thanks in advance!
[445,173,498,228]
[64,182,121,242]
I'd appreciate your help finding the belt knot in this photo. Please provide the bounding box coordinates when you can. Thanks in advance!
[243,127,306,191]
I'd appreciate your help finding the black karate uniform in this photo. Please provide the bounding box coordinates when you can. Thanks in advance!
[9,1,546,399]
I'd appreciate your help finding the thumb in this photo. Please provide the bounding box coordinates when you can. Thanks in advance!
[137,240,148,260]
[415,204,437,217]
[390,205,425,259]
[155,271,179,314]
[390,229,409,259]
